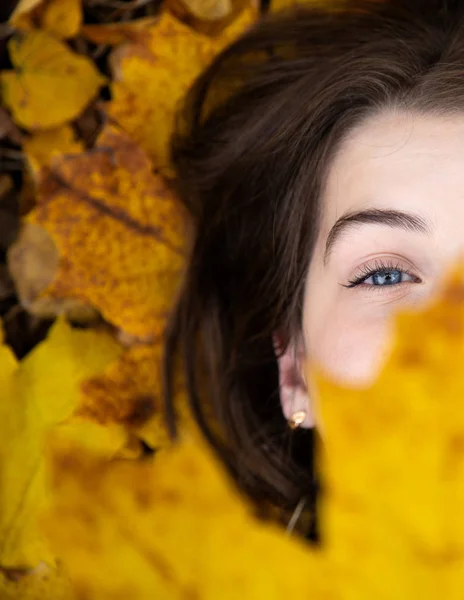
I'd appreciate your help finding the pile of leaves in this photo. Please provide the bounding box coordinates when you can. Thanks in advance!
[1,0,464,599]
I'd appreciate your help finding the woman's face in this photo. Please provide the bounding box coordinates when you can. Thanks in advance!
[303,108,464,406]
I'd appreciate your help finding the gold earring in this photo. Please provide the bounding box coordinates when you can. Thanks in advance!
[288,410,306,429]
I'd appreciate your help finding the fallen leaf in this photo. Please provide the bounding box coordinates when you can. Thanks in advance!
[0,31,105,130]
[0,561,75,600]
[10,0,82,39]
[77,340,195,450]
[107,6,257,171]
[310,265,464,598]
[81,17,158,46]
[8,223,101,323]
[43,431,326,600]
[168,0,256,36]
[23,125,84,175]
[78,343,171,445]
[0,316,121,568]
[11,126,186,338]
[172,0,234,21]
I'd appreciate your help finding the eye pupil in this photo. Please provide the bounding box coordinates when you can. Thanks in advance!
[373,270,401,286]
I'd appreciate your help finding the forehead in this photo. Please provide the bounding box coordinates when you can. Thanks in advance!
[321,108,464,231]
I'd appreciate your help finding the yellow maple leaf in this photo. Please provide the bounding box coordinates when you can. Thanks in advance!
[10,125,187,339]
[43,431,328,600]
[9,0,82,39]
[0,31,105,130]
[310,267,464,598]
[0,316,121,568]
[107,6,257,171]
[23,125,84,175]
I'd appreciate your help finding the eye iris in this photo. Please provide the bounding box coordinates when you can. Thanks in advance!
[372,270,402,285]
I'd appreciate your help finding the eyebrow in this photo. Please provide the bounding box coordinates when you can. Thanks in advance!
[323,208,433,265]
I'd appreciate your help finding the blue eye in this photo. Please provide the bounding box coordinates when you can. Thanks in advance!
[363,269,415,286]
[344,260,421,289]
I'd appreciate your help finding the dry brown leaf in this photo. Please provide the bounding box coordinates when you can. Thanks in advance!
[81,17,158,45]
[176,0,234,20]
[8,223,101,323]
[168,0,255,36]
[10,0,82,39]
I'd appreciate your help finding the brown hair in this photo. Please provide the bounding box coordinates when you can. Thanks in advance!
[163,0,464,535]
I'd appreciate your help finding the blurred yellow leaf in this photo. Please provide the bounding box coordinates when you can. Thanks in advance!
[107,7,257,171]
[10,0,82,39]
[0,31,105,130]
[311,268,464,598]
[0,561,75,600]
[14,126,186,338]
[0,317,121,568]
[44,432,326,600]
[23,125,84,175]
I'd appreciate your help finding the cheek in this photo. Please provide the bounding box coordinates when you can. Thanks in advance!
[303,296,395,389]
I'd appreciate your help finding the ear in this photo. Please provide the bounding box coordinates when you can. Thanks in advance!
[273,331,314,428]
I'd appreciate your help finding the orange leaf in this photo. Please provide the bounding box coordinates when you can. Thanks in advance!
[25,126,186,338]
[77,342,184,450]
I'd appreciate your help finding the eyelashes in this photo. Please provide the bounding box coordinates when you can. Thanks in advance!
[341,258,422,289]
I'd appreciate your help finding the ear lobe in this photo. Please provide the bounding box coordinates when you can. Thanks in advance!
[273,332,314,428]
